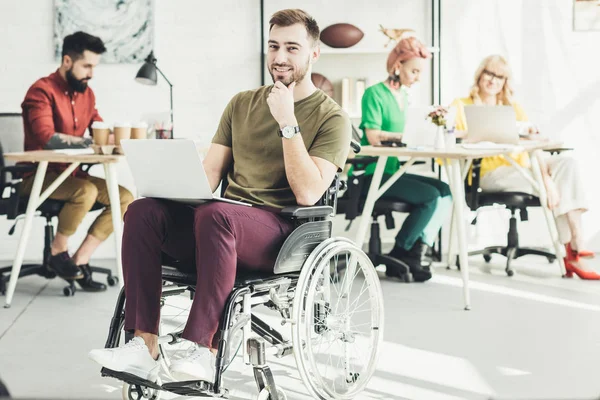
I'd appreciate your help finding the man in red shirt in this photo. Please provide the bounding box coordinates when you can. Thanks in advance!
[20,31,134,292]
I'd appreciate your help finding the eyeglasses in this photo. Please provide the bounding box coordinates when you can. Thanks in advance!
[482,69,506,83]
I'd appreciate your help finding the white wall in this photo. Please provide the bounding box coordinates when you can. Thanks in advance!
[441,0,600,251]
[0,0,260,260]
[0,1,433,261]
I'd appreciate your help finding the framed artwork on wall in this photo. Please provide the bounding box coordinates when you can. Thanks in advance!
[573,0,600,31]
[54,0,154,63]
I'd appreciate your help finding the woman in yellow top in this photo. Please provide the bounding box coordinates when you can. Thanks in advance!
[451,55,598,280]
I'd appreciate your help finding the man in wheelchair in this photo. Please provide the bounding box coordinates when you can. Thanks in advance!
[89,9,384,399]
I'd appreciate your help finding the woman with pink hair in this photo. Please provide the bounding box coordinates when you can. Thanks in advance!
[351,37,452,282]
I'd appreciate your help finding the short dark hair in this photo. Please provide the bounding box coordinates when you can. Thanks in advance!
[61,31,107,61]
[269,9,320,45]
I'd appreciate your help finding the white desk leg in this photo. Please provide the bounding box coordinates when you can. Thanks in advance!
[448,159,471,310]
[354,157,388,249]
[104,163,123,287]
[530,151,566,275]
[443,161,457,268]
[5,162,48,308]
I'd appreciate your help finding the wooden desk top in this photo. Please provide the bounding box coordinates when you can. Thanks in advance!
[358,140,564,159]
[4,150,123,164]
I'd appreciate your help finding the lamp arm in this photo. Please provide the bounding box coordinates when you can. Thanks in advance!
[154,65,173,87]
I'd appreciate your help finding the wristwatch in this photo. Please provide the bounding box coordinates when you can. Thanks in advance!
[278,125,301,139]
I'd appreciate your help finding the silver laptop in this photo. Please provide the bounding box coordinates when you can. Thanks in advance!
[402,106,438,148]
[464,105,519,144]
[121,139,251,207]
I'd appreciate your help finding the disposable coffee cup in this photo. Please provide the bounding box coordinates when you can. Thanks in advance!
[113,122,132,146]
[91,121,110,145]
[131,121,148,139]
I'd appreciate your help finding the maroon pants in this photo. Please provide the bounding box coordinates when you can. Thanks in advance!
[122,198,295,348]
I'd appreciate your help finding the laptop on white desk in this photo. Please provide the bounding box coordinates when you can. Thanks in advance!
[121,139,251,207]
[402,106,438,148]
[464,105,519,144]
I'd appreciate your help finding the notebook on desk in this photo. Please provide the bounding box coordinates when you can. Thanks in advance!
[121,139,251,207]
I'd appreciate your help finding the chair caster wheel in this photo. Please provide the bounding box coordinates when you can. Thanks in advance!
[506,269,514,277]
[63,285,75,296]
[256,388,287,400]
[483,254,492,263]
[547,256,556,264]
[107,276,119,286]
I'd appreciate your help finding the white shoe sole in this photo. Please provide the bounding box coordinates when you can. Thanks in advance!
[89,350,160,382]
[169,368,214,383]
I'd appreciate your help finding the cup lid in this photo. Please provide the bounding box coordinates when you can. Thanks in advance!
[91,121,109,129]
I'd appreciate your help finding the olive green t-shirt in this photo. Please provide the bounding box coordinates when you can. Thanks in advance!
[211,86,351,208]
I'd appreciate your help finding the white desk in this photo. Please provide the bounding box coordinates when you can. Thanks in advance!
[355,141,565,310]
[3,151,124,308]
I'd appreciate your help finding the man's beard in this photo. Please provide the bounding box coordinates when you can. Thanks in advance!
[66,68,89,93]
[269,57,309,86]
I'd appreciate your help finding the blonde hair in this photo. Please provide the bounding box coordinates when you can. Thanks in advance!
[469,55,514,105]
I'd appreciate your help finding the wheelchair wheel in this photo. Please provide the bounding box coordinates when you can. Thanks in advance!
[121,379,161,400]
[292,237,384,400]
[256,387,287,400]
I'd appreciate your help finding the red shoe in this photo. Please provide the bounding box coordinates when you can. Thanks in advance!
[564,245,600,280]
[566,243,595,259]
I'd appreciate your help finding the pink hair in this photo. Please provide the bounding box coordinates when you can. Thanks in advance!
[386,37,431,73]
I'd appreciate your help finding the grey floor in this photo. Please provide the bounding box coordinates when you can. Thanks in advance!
[1,255,600,400]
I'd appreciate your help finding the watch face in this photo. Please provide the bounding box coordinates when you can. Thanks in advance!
[282,126,295,139]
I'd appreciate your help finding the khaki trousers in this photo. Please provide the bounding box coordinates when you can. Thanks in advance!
[20,172,134,241]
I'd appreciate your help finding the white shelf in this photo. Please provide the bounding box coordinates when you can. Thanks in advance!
[319,47,390,55]
[263,46,438,55]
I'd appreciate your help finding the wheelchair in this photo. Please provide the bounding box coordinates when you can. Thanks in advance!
[99,148,385,400]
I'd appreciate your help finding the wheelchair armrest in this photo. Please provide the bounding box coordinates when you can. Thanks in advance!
[350,139,361,154]
[280,205,333,219]
[346,156,378,169]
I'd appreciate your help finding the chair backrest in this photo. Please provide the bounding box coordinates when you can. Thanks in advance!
[0,113,24,169]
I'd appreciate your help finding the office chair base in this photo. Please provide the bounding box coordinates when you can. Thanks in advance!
[0,263,117,297]
[469,246,556,276]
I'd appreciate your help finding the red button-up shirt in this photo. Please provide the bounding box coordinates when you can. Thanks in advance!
[21,70,103,176]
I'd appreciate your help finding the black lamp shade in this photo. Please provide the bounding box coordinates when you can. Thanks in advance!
[135,62,157,85]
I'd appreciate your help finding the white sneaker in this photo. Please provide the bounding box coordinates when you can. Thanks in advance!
[169,343,215,382]
[88,337,160,382]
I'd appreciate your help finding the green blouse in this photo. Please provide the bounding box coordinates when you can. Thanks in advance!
[357,82,408,176]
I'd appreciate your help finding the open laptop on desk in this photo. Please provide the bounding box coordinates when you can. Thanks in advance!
[402,106,438,148]
[464,105,519,145]
[121,139,251,206]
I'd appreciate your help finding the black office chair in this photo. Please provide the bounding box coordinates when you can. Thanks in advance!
[465,158,556,276]
[335,125,422,281]
[0,112,117,297]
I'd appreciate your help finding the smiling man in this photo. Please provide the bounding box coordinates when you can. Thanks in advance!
[20,31,134,291]
[89,9,351,384]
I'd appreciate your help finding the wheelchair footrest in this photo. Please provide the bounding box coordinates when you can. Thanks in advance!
[101,367,229,398]
[162,380,228,398]
[100,367,161,390]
